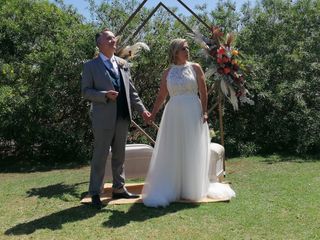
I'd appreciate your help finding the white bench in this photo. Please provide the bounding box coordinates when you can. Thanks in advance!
[104,144,153,180]
[104,143,225,181]
[209,143,225,182]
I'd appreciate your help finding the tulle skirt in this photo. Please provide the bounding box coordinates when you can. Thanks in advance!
[142,94,235,207]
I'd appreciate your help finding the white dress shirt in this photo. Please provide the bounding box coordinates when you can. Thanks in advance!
[99,52,119,76]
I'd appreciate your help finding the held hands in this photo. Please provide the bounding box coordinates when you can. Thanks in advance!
[142,111,152,124]
[203,112,208,123]
[105,90,119,102]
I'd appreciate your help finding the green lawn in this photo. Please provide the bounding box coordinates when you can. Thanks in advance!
[1,155,319,240]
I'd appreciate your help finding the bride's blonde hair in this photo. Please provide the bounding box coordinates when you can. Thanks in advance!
[168,38,187,64]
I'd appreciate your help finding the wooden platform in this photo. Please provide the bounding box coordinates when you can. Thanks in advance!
[81,183,230,205]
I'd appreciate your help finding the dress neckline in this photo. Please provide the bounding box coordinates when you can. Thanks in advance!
[171,61,190,68]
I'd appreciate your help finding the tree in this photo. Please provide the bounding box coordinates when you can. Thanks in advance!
[224,0,320,155]
[1,0,318,164]
[0,0,97,161]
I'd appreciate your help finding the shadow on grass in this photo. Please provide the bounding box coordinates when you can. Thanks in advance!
[5,203,199,235]
[4,204,106,235]
[26,182,88,200]
[103,202,199,228]
[261,153,320,164]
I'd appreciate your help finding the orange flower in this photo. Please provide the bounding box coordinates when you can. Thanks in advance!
[232,49,239,56]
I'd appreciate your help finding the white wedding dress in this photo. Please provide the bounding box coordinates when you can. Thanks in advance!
[142,62,235,207]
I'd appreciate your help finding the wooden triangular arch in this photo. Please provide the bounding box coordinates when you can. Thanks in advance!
[116,0,211,45]
[116,1,226,162]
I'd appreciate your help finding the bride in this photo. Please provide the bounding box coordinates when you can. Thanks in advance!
[142,38,235,207]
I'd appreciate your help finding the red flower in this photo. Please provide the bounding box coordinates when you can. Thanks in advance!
[223,56,230,63]
[217,57,223,64]
[223,67,231,74]
[217,47,225,55]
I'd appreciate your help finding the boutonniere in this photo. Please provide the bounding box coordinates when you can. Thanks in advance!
[118,59,128,71]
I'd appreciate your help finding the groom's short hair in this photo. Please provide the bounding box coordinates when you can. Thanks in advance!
[95,28,111,46]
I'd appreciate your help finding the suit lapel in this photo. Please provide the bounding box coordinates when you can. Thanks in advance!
[95,56,115,90]
[115,56,130,92]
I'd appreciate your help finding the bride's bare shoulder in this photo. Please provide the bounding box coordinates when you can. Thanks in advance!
[162,68,171,79]
[190,62,201,70]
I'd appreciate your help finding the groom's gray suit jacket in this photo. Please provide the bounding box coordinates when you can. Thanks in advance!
[81,55,146,129]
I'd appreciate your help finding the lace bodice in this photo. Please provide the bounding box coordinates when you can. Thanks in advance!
[167,62,198,97]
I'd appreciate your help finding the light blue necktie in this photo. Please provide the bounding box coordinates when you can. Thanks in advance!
[105,59,118,77]
[105,59,120,89]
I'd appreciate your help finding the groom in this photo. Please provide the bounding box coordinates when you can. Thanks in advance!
[81,28,150,208]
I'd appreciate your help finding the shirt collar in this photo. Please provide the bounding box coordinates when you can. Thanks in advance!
[99,52,116,63]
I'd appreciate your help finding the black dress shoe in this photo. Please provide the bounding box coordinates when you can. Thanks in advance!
[91,195,104,209]
[112,189,140,199]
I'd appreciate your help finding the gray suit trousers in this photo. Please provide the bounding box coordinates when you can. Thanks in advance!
[89,118,130,195]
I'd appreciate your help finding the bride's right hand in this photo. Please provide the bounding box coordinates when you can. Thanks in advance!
[146,114,155,125]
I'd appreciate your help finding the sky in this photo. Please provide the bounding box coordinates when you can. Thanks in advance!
[54,0,253,20]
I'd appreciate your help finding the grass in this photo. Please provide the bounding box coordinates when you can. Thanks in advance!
[1,155,320,239]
